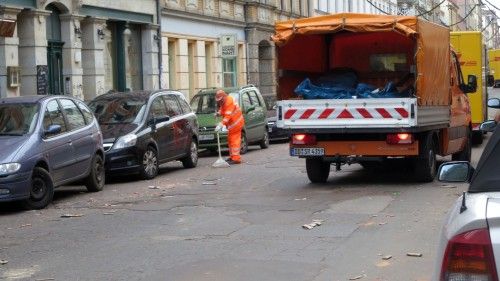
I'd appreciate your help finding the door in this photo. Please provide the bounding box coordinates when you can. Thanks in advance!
[59,99,94,178]
[148,96,173,161]
[163,95,187,158]
[47,42,64,95]
[240,91,259,141]
[247,90,267,141]
[42,100,75,184]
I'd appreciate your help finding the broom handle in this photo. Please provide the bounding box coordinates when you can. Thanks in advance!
[217,132,222,159]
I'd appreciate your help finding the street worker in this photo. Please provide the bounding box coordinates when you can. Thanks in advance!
[215,89,245,165]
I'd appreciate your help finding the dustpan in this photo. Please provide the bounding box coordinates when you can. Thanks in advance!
[212,132,230,168]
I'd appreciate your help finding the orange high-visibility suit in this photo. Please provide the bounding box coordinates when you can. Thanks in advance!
[218,95,245,162]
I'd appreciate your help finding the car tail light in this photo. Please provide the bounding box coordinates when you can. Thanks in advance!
[440,228,498,281]
[386,133,414,144]
[292,134,317,145]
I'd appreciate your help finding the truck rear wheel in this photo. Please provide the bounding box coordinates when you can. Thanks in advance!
[452,129,472,162]
[414,133,437,182]
[471,130,483,145]
[306,158,330,183]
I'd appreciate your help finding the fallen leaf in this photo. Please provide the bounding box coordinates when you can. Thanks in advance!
[0,260,8,265]
[103,213,115,215]
[378,222,387,226]
[382,255,392,260]
[148,186,160,189]
[294,198,307,201]
[60,214,83,218]
[349,274,366,280]
[376,260,391,267]
[202,181,217,185]
[407,252,423,257]
[35,278,55,281]
[441,184,456,188]
[19,224,31,228]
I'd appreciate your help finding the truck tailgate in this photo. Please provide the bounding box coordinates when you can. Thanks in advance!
[277,98,417,129]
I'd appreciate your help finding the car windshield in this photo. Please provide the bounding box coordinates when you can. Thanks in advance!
[190,94,216,114]
[0,103,38,136]
[469,124,500,192]
[89,97,146,124]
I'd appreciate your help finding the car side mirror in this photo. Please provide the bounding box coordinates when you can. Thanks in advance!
[438,161,474,183]
[488,75,495,87]
[487,98,500,109]
[480,120,498,132]
[246,106,256,114]
[44,124,62,137]
[465,75,477,93]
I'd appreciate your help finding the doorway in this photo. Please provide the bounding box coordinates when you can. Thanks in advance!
[46,4,64,95]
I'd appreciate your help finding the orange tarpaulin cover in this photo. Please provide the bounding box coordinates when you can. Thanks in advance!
[272,13,451,106]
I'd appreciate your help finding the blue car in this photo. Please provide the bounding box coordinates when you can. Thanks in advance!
[0,96,105,209]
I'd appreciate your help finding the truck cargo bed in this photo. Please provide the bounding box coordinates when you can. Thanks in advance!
[276,98,450,130]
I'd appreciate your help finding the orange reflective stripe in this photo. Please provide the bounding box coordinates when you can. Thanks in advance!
[227,115,244,130]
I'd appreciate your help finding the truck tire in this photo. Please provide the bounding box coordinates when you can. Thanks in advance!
[452,129,472,162]
[306,158,330,183]
[414,133,437,182]
[471,130,483,145]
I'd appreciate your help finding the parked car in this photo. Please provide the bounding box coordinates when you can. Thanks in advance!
[0,96,105,209]
[433,98,500,281]
[266,105,289,141]
[190,85,269,153]
[89,90,198,180]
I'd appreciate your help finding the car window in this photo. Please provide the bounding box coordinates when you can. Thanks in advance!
[75,100,94,124]
[89,97,146,124]
[190,95,200,112]
[163,95,182,117]
[43,100,67,134]
[178,96,192,114]
[248,91,261,106]
[0,103,39,135]
[149,97,168,119]
[59,99,86,130]
[241,92,252,110]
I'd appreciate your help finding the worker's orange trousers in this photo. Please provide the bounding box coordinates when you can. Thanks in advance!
[228,128,242,162]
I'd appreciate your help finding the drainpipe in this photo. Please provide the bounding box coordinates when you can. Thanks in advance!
[157,0,163,89]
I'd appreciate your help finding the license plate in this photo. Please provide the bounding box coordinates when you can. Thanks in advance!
[199,134,215,141]
[291,148,325,156]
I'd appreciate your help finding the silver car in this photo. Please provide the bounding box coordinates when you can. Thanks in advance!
[433,98,500,281]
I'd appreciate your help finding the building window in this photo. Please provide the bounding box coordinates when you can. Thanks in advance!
[222,58,236,87]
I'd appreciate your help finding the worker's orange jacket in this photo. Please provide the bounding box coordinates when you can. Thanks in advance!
[219,96,244,131]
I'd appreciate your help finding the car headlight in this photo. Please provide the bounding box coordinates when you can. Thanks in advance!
[112,134,137,150]
[0,163,21,175]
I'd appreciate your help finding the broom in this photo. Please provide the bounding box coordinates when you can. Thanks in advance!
[212,131,230,168]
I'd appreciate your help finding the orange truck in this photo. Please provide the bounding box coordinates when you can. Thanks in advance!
[273,14,475,183]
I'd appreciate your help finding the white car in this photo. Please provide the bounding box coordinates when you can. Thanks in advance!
[433,98,500,281]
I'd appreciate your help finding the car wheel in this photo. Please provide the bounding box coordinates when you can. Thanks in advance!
[306,158,330,183]
[259,130,270,149]
[240,132,248,155]
[85,153,105,192]
[414,133,437,182]
[452,129,472,162]
[21,167,54,210]
[140,146,159,180]
[181,139,198,168]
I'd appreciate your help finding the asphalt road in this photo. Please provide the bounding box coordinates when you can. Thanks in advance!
[0,88,499,281]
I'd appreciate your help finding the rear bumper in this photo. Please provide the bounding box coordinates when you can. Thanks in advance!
[290,140,419,157]
[0,171,32,202]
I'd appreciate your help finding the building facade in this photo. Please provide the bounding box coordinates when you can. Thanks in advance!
[311,0,397,16]
[482,8,500,49]
[0,0,159,100]
[161,0,309,104]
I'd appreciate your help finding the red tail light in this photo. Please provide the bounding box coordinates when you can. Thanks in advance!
[292,134,317,145]
[440,228,498,281]
[386,133,414,144]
